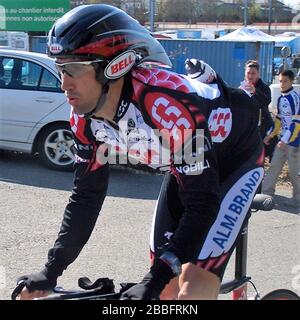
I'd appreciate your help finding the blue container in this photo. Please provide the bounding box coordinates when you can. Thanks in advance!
[28,36,274,86]
[159,39,274,86]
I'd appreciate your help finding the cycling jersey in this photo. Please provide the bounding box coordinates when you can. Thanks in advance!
[45,67,262,276]
[269,87,300,148]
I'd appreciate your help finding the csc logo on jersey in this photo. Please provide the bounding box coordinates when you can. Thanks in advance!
[144,93,194,131]
[208,108,232,143]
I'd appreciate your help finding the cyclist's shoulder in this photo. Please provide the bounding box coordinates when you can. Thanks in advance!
[131,68,222,107]
[131,67,191,93]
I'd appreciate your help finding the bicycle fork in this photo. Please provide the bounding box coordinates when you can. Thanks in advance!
[232,221,250,300]
[231,219,260,300]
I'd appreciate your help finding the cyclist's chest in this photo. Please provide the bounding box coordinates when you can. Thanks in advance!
[91,102,155,142]
[90,102,167,166]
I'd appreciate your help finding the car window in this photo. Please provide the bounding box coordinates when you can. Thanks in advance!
[39,68,62,92]
[0,59,5,87]
[0,56,61,92]
[22,60,41,87]
[2,58,29,88]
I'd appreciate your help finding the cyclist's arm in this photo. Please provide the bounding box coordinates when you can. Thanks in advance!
[16,116,109,298]
[17,159,109,299]
[44,121,110,277]
[45,161,109,277]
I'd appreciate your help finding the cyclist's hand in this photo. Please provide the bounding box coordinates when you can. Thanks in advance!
[18,287,50,300]
[16,268,57,298]
[121,258,176,300]
[121,283,159,300]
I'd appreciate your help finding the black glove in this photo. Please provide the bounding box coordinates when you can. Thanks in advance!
[120,283,160,300]
[17,267,58,293]
[121,258,175,300]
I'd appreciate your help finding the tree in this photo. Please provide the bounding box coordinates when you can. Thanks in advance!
[248,3,261,23]
[133,3,148,25]
[89,0,124,8]
[163,0,199,23]
[196,0,219,22]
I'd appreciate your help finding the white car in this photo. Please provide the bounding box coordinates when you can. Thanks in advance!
[0,49,75,171]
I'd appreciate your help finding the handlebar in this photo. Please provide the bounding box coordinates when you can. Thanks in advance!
[251,194,274,211]
[11,277,136,300]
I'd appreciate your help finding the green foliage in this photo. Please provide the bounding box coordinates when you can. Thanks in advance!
[71,0,298,23]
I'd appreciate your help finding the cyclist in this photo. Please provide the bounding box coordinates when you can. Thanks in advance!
[16,5,264,300]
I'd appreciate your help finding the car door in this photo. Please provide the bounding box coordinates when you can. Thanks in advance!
[0,55,66,143]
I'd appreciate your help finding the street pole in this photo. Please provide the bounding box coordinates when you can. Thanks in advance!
[244,0,248,27]
[268,0,273,35]
[149,0,155,32]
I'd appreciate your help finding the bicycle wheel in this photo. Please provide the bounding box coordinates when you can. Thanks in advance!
[261,289,300,300]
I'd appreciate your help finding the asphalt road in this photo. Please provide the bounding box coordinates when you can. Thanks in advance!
[0,151,299,300]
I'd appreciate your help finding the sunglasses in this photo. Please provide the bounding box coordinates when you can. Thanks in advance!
[55,60,103,78]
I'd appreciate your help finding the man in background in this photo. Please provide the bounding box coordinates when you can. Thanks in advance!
[262,69,300,209]
[240,60,276,162]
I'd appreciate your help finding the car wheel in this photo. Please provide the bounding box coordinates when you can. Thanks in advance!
[37,123,75,171]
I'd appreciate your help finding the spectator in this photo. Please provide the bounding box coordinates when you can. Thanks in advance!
[262,69,300,209]
[239,60,277,162]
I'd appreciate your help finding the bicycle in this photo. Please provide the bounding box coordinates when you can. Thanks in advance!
[11,194,300,301]
[219,193,300,300]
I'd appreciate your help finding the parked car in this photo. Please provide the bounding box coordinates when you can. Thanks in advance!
[0,49,75,171]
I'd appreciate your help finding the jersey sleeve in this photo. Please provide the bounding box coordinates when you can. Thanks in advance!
[269,115,281,138]
[45,113,109,277]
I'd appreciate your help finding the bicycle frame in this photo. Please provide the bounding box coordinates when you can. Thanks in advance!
[219,217,257,300]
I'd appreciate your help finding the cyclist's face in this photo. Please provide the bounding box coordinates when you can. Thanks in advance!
[58,58,102,115]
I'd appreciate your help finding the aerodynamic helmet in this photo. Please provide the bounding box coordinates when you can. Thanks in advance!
[48,4,171,81]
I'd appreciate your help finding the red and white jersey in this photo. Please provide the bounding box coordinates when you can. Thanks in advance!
[70,67,260,181]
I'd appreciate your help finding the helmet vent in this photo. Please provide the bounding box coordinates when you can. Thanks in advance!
[59,22,77,38]
[69,29,87,44]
